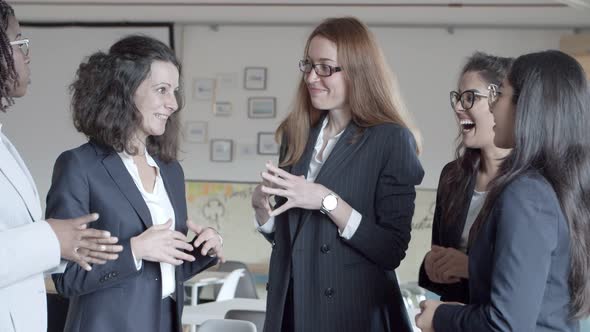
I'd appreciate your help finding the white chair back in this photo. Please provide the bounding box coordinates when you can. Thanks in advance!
[216,268,245,301]
[198,319,256,332]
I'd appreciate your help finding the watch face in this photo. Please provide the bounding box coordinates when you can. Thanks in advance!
[323,194,338,211]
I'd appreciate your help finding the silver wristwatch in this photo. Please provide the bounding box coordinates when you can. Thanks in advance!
[320,192,338,215]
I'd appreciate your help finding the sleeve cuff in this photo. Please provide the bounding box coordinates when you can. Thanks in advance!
[255,216,276,234]
[338,209,362,240]
[131,249,142,271]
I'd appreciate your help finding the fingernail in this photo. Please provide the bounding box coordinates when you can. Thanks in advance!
[86,266,92,271]
[103,231,111,237]
[93,213,100,219]
[100,245,106,251]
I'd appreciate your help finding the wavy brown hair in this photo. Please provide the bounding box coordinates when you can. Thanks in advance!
[70,35,183,162]
[276,17,420,166]
[0,0,16,112]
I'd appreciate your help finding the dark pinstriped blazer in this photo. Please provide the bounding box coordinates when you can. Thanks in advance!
[262,118,424,332]
[418,160,475,303]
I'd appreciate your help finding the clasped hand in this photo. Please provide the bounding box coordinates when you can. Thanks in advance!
[131,219,224,266]
[258,161,329,216]
[424,245,468,283]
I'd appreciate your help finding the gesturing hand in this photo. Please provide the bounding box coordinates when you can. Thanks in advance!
[47,213,123,271]
[130,219,195,266]
[260,161,329,216]
[188,222,225,263]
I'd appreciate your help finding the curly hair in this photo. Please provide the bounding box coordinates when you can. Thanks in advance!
[0,0,16,112]
[70,35,183,162]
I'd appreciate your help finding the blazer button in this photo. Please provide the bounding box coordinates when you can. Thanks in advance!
[324,288,334,298]
[320,244,330,254]
[271,240,276,248]
[265,282,269,291]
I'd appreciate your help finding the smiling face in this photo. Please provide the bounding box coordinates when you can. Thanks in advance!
[304,36,347,112]
[453,71,496,150]
[134,60,179,141]
[5,16,30,98]
[491,78,517,149]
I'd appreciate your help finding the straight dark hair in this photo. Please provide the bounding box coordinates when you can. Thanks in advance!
[0,0,15,112]
[70,35,183,162]
[471,50,590,319]
[439,52,513,227]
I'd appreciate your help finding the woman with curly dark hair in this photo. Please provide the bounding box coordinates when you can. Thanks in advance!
[47,35,224,332]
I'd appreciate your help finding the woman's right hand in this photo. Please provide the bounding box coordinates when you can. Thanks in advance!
[130,220,195,265]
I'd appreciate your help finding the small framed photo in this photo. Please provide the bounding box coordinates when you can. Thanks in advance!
[248,97,276,119]
[257,132,279,155]
[244,67,267,90]
[184,121,207,143]
[193,78,216,100]
[210,139,233,162]
[214,102,232,117]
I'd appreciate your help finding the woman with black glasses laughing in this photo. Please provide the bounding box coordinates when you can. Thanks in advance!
[418,52,513,304]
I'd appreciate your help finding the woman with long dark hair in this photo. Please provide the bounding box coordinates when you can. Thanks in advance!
[418,52,512,303]
[251,17,424,332]
[416,50,590,331]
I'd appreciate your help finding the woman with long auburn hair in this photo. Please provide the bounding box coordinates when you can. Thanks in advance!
[251,17,424,332]
[416,50,590,332]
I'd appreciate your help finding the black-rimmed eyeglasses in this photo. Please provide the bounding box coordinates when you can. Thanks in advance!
[10,38,29,57]
[299,60,343,77]
[450,89,488,111]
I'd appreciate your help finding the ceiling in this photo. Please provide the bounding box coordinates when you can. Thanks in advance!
[10,0,590,27]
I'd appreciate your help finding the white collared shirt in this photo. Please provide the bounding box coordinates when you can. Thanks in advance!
[118,149,176,298]
[257,116,362,239]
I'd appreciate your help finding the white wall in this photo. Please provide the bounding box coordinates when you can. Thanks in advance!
[178,24,566,188]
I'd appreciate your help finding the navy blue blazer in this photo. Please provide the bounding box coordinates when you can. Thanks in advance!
[433,172,578,332]
[46,141,217,332]
[263,120,424,332]
[418,160,474,303]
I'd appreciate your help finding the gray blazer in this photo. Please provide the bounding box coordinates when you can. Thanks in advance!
[433,172,579,332]
[263,120,424,332]
[47,141,216,332]
[0,132,62,332]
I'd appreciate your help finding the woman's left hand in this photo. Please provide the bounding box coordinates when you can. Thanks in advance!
[188,221,225,263]
[415,299,443,332]
[260,161,330,216]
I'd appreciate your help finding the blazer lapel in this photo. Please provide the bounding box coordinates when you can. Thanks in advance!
[0,134,41,222]
[288,119,323,244]
[155,159,181,232]
[314,121,369,184]
[99,145,153,229]
[451,171,477,248]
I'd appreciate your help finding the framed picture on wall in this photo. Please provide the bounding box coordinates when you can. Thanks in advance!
[184,121,207,143]
[210,139,233,162]
[214,102,232,117]
[257,132,279,155]
[193,78,216,100]
[248,97,276,119]
[244,67,267,90]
